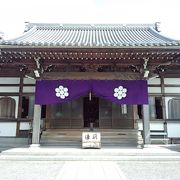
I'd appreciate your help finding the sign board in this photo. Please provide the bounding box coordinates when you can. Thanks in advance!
[82,132,101,148]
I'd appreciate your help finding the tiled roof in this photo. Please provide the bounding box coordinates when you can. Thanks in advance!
[1,23,180,48]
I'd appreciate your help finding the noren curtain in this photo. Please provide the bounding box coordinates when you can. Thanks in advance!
[35,80,148,105]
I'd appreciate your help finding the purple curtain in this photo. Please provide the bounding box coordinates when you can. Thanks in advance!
[35,80,148,105]
[35,80,91,105]
[92,80,148,105]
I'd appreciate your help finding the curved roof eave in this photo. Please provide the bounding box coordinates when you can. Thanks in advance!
[0,23,180,49]
[1,44,180,50]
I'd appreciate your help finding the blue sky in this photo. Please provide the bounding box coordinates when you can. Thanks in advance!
[0,0,180,39]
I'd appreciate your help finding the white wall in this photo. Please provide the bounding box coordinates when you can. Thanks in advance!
[164,78,180,85]
[20,122,31,130]
[23,87,35,93]
[0,77,20,84]
[167,122,180,138]
[23,78,35,84]
[138,120,165,131]
[148,78,161,85]
[148,87,161,93]
[0,122,16,137]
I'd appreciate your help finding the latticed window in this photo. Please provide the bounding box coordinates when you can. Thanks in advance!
[168,98,180,119]
[0,97,16,118]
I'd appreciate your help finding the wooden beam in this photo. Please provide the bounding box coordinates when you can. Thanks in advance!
[42,72,141,80]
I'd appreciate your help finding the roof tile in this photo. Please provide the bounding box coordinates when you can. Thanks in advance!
[1,23,180,48]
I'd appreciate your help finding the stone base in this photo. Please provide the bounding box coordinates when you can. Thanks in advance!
[30,144,40,148]
[142,144,151,148]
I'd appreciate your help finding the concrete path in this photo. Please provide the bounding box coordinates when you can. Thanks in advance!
[1,145,180,180]
[55,161,127,180]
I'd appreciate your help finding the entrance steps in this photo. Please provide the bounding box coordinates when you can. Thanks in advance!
[40,129,143,148]
[1,146,180,161]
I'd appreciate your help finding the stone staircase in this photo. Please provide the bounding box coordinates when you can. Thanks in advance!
[40,128,143,148]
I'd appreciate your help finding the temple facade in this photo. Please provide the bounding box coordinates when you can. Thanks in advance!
[0,22,180,146]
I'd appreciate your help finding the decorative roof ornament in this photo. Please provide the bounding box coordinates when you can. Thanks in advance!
[0,31,4,40]
[155,22,161,32]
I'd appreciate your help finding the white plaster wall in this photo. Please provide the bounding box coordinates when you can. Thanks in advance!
[0,122,16,137]
[23,78,36,84]
[20,122,31,130]
[0,77,20,84]
[164,78,180,85]
[148,78,161,85]
[23,86,35,93]
[148,87,161,93]
[167,122,180,138]
[164,87,180,94]
[138,121,165,131]
[0,87,19,93]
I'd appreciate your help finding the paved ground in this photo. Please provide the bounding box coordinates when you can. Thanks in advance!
[118,161,180,180]
[0,160,180,180]
[1,144,180,179]
[0,161,63,180]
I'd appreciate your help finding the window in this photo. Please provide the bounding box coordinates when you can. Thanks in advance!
[99,98,112,119]
[112,103,133,119]
[0,97,16,118]
[21,97,29,118]
[21,96,35,118]
[137,97,163,120]
[168,98,180,119]
[155,97,163,119]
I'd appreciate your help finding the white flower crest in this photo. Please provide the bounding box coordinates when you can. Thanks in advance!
[55,85,69,99]
[113,86,127,100]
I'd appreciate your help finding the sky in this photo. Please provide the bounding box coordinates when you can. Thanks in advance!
[0,0,180,40]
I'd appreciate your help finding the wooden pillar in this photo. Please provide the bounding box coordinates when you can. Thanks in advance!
[133,105,138,129]
[16,75,23,137]
[160,76,167,132]
[142,104,150,145]
[31,104,41,146]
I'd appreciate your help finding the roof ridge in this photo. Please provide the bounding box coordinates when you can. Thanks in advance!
[25,22,155,31]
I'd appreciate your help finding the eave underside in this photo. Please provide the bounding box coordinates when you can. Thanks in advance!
[0,47,180,79]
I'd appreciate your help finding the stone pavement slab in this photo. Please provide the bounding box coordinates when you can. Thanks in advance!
[0,144,180,161]
[0,161,64,180]
[55,162,127,180]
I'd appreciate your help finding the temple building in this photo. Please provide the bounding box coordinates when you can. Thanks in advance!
[0,22,180,147]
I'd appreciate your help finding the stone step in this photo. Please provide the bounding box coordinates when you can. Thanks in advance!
[40,142,141,146]
[1,146,180,161]
[42,129,139,134]
[42,129,140,136]
[40,128,142,147]
[1,154,180,161]
[41,135,139,139]
[42,130,140,133]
